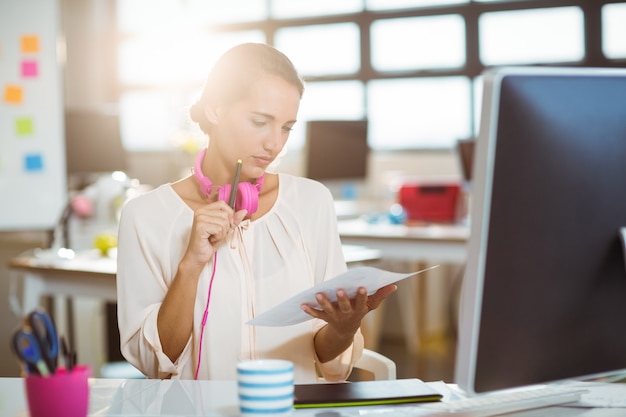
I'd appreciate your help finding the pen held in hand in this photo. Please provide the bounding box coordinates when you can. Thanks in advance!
[228,159,242,209]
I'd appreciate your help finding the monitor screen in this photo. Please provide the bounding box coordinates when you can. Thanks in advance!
[65,108,127,177]
[304,120,369,182]
[455,67,626,394]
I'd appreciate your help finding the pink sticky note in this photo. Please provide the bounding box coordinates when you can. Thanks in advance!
[22,60,38,77]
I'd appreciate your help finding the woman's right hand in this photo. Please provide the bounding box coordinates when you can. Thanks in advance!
[183,200,247,269]
[159,200,246,363]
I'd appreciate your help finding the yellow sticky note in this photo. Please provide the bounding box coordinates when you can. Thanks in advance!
[4,85,23,104]
[21,35,40,53]
[16,117,34,136]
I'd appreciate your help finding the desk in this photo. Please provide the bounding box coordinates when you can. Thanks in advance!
[338,219,469,353]
[0,377,624,416]
[7,245,381,375]
[337,219,469,264]
[8,251,118,311]
[8,244,380,315]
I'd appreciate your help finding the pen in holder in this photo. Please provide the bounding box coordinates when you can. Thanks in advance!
[12,309,88,417]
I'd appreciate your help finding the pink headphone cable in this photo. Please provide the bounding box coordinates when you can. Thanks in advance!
[194,251,218,380]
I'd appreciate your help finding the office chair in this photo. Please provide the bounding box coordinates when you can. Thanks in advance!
[354,349,397,380]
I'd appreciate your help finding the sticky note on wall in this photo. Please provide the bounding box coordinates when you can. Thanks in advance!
[21,60,39,77]
[16,117,34,136]
[24,153,44,172]
[4,85,23,104]
[21,35,40,53]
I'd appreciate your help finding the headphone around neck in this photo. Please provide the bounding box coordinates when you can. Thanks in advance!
[193,149,264,214]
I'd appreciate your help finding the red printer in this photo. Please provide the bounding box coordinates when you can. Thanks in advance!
[398,182,462,223]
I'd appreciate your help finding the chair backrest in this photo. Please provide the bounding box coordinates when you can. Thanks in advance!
[355,349,396,380]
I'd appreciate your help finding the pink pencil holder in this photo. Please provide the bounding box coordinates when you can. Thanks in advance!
[25,366,91,417]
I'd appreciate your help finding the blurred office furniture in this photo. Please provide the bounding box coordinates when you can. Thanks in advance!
[338,218,469,354]
[100,360,146,379]
[2,375,626,416]
[7,245,381,376]
[65,107,127,189]
[8,246,381,319]
[355,348,397,380]
[8,250,117,371]
[456,138,475,185]
[304,119,369,181]
[338,219,468,264]
[305,120,370,200]
[99,347,397,381]
[398,182,462,223]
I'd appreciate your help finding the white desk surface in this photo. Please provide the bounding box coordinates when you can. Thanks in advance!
[6,226,458,369]
[338,218,470,241]
[6,244,380,348]
[1,377,625,417]
[337,219,469,264]
[8,244,378,276]
[7,244,380,312]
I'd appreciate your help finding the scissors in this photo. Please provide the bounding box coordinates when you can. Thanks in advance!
[11,310,59,376]
[12,330,51,376]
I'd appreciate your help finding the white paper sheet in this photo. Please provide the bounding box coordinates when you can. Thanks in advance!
[247,265,438,327]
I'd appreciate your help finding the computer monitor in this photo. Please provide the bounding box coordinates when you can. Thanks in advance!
[455,66,626,395]
[64,107,127,183]
[304,120,369,198]
[456,138,475,184]
[304,119,369,181]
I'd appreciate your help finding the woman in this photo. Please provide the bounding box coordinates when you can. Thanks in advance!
[116,43,396,381]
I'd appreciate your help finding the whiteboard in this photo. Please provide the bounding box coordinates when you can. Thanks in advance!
[0,0,67,231]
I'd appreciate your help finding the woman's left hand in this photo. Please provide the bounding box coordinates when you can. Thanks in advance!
[301,284,397,337]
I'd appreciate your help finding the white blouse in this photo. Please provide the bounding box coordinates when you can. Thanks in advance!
[116,173,363,382]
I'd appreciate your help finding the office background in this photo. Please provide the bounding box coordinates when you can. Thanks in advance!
[1,0,625,378]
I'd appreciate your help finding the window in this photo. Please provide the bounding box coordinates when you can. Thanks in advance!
[479,7,584,65]
[186,0,268,25]
[602,3,626,59]
[290,81,365,149]
[371,15,466,71]
[115,1,621,151]
[367,77,471,149]
[367,0,468,9]
[274,24,361,77]
[271,0,362,18]
[117,26,265,150]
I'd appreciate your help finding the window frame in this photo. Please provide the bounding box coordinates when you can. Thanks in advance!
[112,0,626,151]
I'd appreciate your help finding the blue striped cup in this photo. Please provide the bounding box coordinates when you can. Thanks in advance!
[237,359,294,417]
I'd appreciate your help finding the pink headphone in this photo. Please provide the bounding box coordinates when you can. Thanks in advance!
[193,149,264,214]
